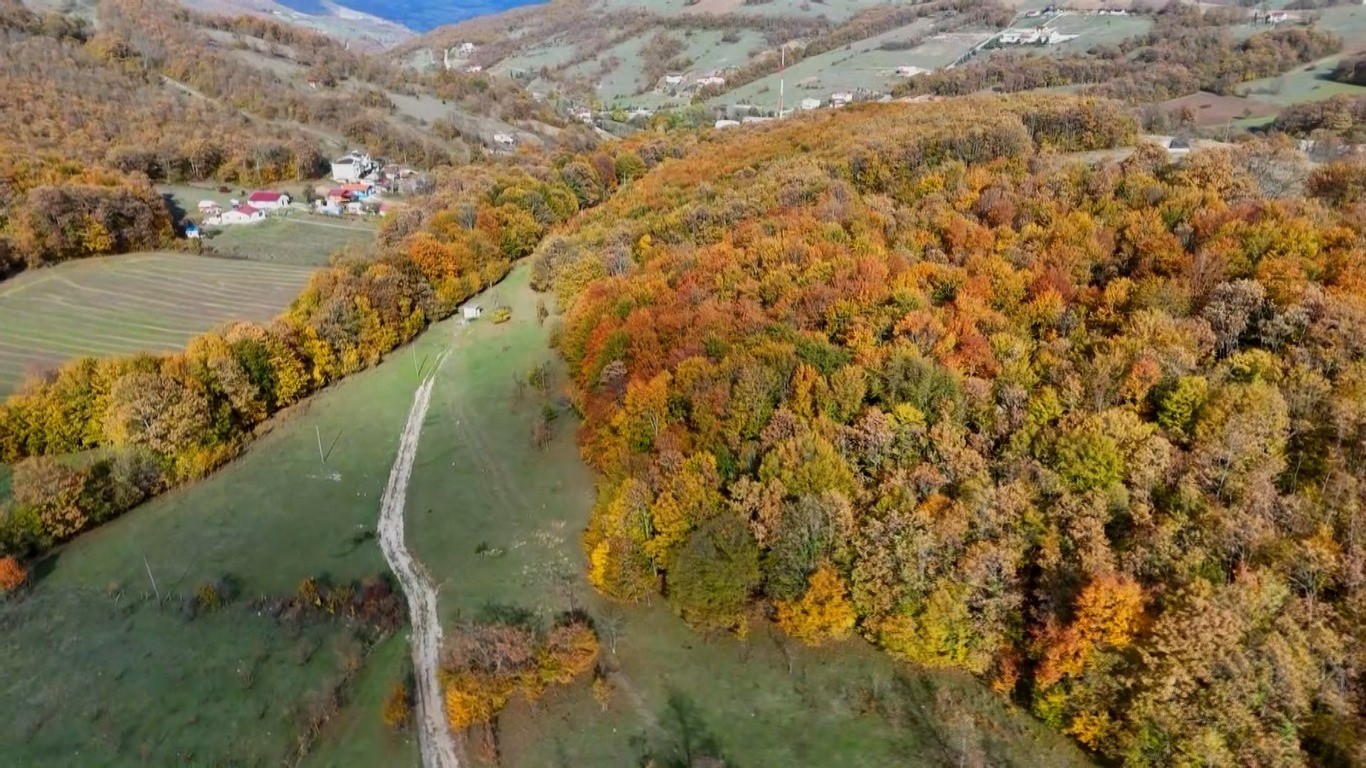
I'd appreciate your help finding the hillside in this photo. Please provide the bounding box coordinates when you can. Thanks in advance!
[0,0,590,278]
[534,96,1366,764]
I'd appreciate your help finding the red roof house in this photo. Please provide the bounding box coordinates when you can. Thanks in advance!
[246,190,291,209]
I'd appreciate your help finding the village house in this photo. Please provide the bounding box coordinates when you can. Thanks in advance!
[492,133,516,150]
[714,119,741,129]
[799,97,822,110]
[330,150,376,183]
[463,304,483,320]
[197,200,222,217]
[216,204,266,225]
[325,187,351,206]
[663,73,684,86]
[246,190,291,210]
[830,91,855,106]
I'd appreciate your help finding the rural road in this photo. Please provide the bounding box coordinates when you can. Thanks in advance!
[377,361,461,768]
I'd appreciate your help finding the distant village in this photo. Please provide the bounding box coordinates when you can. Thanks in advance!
[551,3,1319,133]
[186,151,427,237]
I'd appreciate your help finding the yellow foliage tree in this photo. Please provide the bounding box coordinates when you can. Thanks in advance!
[775,563,857,645]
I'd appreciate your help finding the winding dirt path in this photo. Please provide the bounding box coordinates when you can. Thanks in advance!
[377,362,460,768]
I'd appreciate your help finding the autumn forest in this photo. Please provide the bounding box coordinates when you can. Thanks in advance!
[3,0,1366,762]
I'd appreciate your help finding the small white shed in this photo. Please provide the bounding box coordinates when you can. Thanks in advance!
[463,304,483,320]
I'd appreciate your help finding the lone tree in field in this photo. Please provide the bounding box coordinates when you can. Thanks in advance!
[0,556,28,595]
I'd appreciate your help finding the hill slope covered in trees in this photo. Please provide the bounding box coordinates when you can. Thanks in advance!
[535,96,1366,765]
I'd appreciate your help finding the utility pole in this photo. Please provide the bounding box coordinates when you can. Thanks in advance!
[778,46,786,118]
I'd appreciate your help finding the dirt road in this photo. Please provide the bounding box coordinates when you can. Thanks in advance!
[377,365,460,768]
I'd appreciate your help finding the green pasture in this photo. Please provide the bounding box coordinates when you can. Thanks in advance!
[206,216,377,267]
[0,253,314,396]
[1238,54,1366,107]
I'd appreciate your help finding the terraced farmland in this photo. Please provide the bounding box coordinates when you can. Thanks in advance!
[0,253,314,395]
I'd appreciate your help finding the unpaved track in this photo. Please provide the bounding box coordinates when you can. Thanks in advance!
[378,362,460,768]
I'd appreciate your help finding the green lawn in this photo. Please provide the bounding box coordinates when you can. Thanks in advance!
[206,215,377,267]
[1237,54,1366,107]
[0,253,314,396]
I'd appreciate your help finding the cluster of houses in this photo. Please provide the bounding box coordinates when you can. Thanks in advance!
[196,190,292,229]
[996,25,1080,46]
[658,69,731,96]
[317,180,384,216]
[442,41,482,73]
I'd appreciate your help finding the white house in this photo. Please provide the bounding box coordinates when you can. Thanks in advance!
[458,42,476,56]
[830,92,854,106]
[696,75,726,88]
[799,97,822,111]
[492,133,516,149]
[246,190,291,210]
[216,204,266,225]
[571,106,594,124]
[663,73,684,86]
[197,200,222,216]
[330,151,374,183]
[463,304,483,320]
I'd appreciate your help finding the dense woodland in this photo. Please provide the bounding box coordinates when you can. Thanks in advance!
[1274,94,1366,144]
[896,7,1340,105]
[525,97,1366,765]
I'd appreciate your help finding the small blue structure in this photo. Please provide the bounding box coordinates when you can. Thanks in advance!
[184,223,201,239]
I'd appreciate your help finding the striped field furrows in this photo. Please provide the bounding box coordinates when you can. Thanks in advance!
[0,252,314,395]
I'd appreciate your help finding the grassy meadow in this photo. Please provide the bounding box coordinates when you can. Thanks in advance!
[0,253,314,396]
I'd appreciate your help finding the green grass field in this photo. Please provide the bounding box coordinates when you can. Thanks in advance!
[1238,54,1366,107]
[1,265,1091,767]
[206,216,377,267]
[0,253,314,396]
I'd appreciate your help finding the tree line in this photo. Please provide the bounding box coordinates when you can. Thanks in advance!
[534,95,1366,765]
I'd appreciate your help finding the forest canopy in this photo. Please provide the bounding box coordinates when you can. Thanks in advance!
[534,96,1366,765]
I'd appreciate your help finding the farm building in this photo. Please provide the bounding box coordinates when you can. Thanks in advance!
[197,200,222,216]
[493,133,516,149]
[325,188,351,206]
[216,205,265,225]
[799,97,822,110]
[715,119,741,129]
[246,190,291,209]
[330,151,376,182]
[463,304,483,320]
[831,92,854,106]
